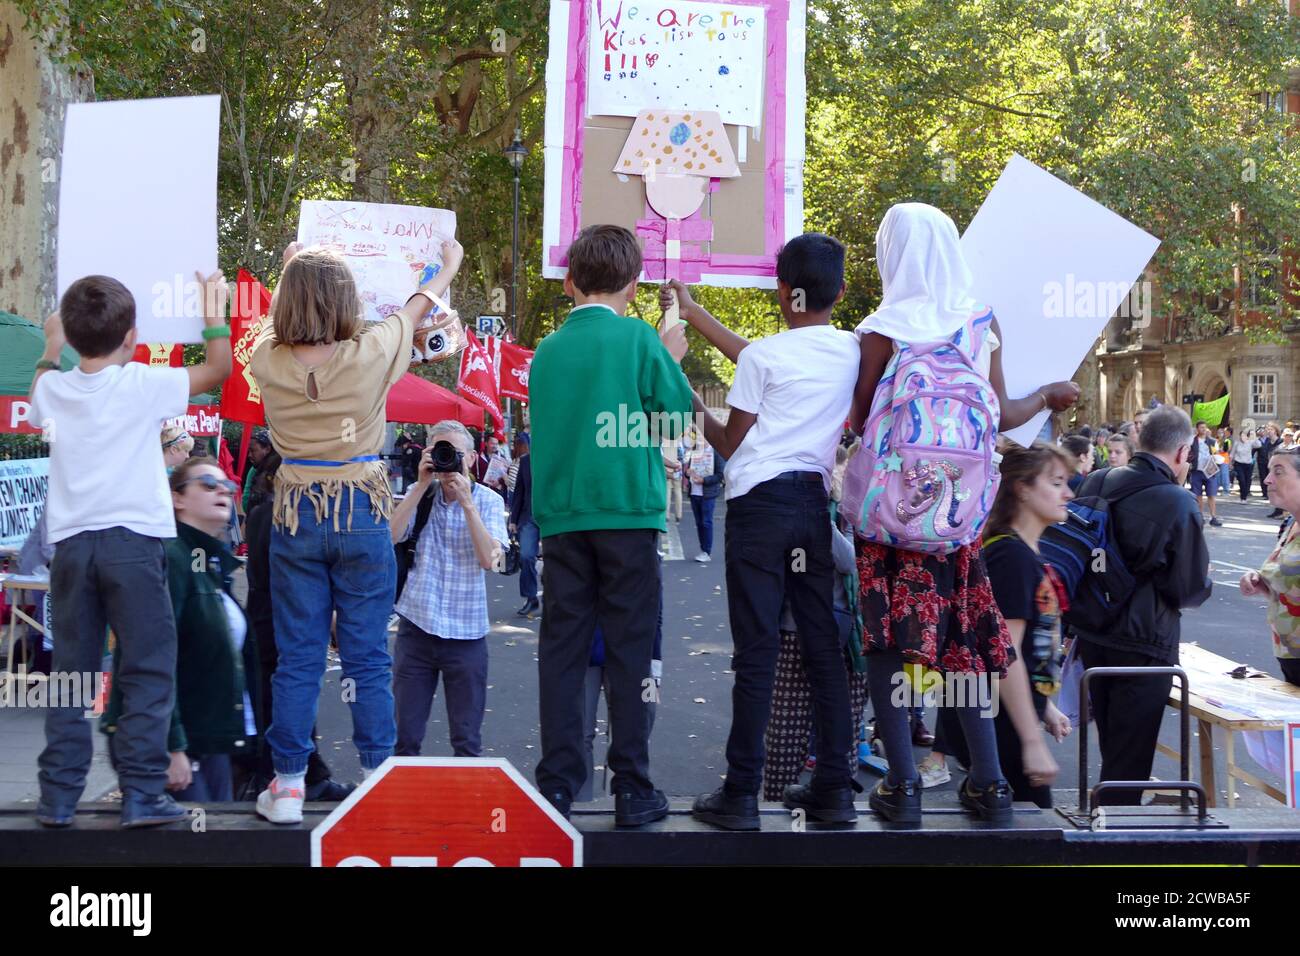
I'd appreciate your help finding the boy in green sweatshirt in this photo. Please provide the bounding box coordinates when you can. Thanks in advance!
[530,225,691,826]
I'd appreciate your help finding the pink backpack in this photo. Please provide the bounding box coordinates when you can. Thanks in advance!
[842,309,1000,554]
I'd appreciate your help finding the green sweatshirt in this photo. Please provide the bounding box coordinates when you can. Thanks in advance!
[530,304,694,537]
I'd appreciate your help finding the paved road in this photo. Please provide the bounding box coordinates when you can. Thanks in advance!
[310,488,1294,809]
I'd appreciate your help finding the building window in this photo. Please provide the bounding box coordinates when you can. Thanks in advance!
[1250,373,1277,417]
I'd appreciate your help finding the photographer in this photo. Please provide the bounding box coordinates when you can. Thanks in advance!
[389,421,509,757]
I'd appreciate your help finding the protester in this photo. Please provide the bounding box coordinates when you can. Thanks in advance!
[847,203,1079,824]
[241,429,273,514]
[1107,432,1134,469]
[1259,422,1284,517]
[1232,425,1261,502]
[389,421,509,757]
[395,432,426,491]
[530,224,691,826]
[474,434,508,498]
[161,425,194,472]
[664,232,861,830]
[103,457,257,802]
[1060,434,1093,493]
[684,428,725,563]
[1239,447,1300,686]
[508,433,540,617]
[663,439,684,524]
[249,239,462,824]
[1071,405,1212,805]
[1188,420,1223,527]
[31,271,232,828]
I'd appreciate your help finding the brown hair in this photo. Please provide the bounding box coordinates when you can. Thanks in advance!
[271,247,364,345]
[985,442,1074,540]
[59,275,135,357]
[1107,432,1134,458]
[566,224,642,296]
[168,456,225,494]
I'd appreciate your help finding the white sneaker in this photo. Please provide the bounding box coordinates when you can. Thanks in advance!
[694,552,711,563]
[918,761,951,789]
[257,780,305,825]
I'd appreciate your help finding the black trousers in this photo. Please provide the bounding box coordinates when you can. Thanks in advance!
[722,477,853,796]
[38,529,176,805]
[1234,461,1254,501]
[536,528,660,800]
[1078,640,1173,806]
[1280,657,1300,686]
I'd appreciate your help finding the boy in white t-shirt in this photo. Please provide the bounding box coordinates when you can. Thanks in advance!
[661,233,861,830]
[30,272,232,828]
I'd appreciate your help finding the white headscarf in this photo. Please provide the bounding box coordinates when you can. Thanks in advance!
[855,202,979,344]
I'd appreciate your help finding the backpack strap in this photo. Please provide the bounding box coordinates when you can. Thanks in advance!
[404,484,438,556]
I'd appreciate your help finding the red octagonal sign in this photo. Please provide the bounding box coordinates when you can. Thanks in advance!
[312,758,582,867]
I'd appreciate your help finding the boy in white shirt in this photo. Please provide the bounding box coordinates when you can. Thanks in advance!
[661,233,861,830]
[30,272,232,828]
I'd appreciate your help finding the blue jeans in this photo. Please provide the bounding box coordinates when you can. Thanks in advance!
[690,494,716,554]
[268,487,397,775]
[518,518,540,600]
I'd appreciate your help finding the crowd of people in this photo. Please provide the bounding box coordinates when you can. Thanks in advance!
[24,201,1300,834]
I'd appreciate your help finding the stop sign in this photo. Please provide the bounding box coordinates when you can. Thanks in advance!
[311,757,582,867]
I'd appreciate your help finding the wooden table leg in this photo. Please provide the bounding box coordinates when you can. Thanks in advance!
[1224,730,1237,809]
[1197,719,1217,808]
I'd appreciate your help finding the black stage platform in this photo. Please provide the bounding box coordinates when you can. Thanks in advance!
[4,801,1299,866]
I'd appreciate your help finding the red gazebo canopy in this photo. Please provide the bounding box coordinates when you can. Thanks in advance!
[387,373,485,429]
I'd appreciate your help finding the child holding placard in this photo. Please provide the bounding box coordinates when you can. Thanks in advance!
[251,239,462,825]
[31,271,233,828]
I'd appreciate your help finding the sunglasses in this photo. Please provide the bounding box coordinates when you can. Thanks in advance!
[176,474,239,494]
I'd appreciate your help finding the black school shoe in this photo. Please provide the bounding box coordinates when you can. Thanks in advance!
[868,778,921,824]
[957,776,1013,824]
[691,787,760,831]
[615,789,670,827]
[782,783,859,825]
[120,791,189,829]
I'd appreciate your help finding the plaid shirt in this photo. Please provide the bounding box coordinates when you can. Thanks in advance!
[394,481,509,640]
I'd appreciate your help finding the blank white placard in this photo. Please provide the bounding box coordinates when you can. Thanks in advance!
[961,154,1160,447]
[57,95,220,345]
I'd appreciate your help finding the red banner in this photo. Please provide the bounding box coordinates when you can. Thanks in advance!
[221,269,272,425]
[131,343,183,367]
[458,329,503,437]
[498,341,533,402]
[0,396,221,436]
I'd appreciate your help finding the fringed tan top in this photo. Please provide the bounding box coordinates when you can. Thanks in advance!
[249,310,412,534]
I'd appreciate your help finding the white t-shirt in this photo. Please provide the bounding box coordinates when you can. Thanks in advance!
[724,325,859,500]
[29,363,190,543]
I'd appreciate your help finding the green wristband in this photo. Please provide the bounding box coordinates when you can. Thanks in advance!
[34,359,60,372]
[201,324,232,341]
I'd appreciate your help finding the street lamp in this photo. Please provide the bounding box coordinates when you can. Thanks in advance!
[503,130,528,443]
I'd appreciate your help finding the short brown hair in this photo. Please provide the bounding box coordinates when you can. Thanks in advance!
[59,275,135,357]
[566,225,642,296]
[271,247,363,345]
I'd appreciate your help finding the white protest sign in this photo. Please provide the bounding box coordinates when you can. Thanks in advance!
[0,458,49,549]
[297,200,457,324]
[58,96,220,344]
[961,155,1160,447]
[587,0,767,126]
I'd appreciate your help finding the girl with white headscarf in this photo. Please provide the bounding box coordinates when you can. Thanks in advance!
[848,203,1080,825]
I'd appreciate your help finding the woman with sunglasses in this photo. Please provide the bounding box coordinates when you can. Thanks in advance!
[105,457,260,801]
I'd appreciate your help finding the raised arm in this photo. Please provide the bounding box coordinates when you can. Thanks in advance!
[398,239,464,329]
[661,279,750,364]
[186,270,235,396]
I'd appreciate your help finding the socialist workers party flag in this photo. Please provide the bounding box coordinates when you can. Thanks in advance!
[458,329,504,437]
[131,343,183,367]
[498,341,533,402]
[222,269,272,425]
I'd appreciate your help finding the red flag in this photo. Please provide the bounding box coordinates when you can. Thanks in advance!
[498,342,533,401]
[458,329,503,437]
[131,343,183,367]
[221,269,272,425]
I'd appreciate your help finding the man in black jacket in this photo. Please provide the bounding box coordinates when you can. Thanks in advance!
[508,435,539,617]
[1073,405,1212,805]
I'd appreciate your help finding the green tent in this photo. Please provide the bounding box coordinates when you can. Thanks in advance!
[1192,393,1230,428]
[0,311,80,396]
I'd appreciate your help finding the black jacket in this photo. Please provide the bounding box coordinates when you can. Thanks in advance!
[1258,436,1281,471]
[509,454,532,526]
[1072,453,1212,664]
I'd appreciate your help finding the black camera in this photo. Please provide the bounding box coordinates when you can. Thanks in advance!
[429,439,464,474]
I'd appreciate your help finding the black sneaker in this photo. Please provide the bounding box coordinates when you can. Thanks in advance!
[691,787,760,831]
[782,783,858,824]
[120,791,189,829]
[515,598,540,617]
[36,803,75,828]
[305,778,355,802]
[1209,517,1223,527]
[957,776,1013,824]
[868,778,921,824]
[545,791,572,819]
[615,789,669,827]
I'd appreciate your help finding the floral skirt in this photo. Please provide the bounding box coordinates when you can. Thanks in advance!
[857,540,1012,675]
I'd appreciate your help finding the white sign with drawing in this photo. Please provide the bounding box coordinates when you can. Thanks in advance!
[297,201,457,325]
[587,0,767,126]
[961,155,1161,447]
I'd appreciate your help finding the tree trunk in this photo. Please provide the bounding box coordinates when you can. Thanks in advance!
[1070,337,1104,429]
[0,1,91,321]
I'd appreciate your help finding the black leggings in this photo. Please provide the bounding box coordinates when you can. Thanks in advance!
[1234,462,1255,501]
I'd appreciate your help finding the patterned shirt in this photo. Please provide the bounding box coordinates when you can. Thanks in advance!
[1260,523,1300,660]
[394,481,509,640]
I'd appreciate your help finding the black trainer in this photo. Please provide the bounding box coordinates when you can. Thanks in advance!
[120,791,189,829]
[615,789,669,827]
[957,776,1013,824]
[545,791,572,819]
[868,778,921,824]
[782,783,858,825]
[691,787,760,831]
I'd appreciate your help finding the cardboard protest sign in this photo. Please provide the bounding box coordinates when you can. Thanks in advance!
[57,96,220,344]
[960,155,1160,447]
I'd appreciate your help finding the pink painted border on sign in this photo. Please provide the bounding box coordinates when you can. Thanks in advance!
[550,0,791,279]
